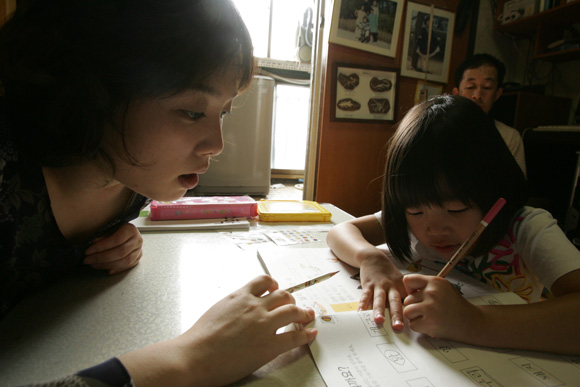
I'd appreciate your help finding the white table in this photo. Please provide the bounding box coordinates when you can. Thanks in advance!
[0,204,353,386]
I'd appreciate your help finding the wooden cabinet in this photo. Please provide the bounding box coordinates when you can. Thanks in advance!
[490,91,572,131]
[0,0,16,25]
[495,0,580,62]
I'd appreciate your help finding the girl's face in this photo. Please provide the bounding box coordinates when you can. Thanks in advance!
[108,71,239,201]
[405,200,483,260]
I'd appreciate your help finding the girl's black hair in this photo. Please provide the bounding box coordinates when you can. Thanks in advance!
[382,94,528,262]
[0,0,254,167]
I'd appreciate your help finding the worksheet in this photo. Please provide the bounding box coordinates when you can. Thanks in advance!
[258,247,580,386]
[309,306,580,387]
[258,247,500,315]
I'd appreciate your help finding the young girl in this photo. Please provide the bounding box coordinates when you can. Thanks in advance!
[327,95,580,355]
[0,0,316,385]
[354,5,366,41]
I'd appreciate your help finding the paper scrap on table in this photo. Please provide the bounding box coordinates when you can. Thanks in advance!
[264,230,320,246]
[223,231,276,250]
[224,230,320,249]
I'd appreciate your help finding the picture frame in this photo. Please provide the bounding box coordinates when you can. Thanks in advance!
[331,63,398,122]
[329,0,404,58]
[400,2,455,83]
[414,80,443,103]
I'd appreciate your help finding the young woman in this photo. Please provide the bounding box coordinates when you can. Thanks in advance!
[0,1,316,385]
[327,95,580,355]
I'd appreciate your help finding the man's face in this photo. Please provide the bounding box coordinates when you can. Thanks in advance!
[452,64,502,114]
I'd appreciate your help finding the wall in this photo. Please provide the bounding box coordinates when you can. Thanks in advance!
[314,0,472,217]
[474,0,580,123]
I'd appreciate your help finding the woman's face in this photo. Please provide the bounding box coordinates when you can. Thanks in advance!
[109,71,239,201]
[405,200,483,260]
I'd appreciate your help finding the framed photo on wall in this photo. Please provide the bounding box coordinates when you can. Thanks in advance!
[414,80,443,103]
[401,2,455,83]
[331,63,398,122]
[329,0,404,58]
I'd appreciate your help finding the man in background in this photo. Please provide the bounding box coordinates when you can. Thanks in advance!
[452,53,527,175]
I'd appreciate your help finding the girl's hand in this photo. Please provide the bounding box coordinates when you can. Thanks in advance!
[84,223,143,275]
[402,274,481,340]
[172,275,317,386]
[358,254,407,330]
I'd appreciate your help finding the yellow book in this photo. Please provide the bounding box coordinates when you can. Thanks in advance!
[257,200,332,222]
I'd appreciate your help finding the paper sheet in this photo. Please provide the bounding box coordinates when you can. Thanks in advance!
[258,247,500,315]
[309,305,580,387]
[258,247,580,386]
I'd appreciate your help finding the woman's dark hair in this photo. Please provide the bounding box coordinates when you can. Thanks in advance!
[0,0,254,167]
[382,94,528,262]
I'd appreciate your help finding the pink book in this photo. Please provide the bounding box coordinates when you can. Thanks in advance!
[150,196,258,220]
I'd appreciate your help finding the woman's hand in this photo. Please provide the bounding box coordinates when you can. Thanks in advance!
[84,223,143,275]
[121,275,317,386]
[358,254,407,330]
[402,274,481,341]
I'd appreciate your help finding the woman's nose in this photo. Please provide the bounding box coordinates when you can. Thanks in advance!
[200,118,224,156]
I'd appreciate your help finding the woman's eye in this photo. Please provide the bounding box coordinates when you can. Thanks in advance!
[183,111,205,120]
[220,110,230,119]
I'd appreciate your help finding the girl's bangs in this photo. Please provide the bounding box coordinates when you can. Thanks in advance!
[391,159,472,210]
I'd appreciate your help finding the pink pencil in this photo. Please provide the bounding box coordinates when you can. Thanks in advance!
[437,198,506,278]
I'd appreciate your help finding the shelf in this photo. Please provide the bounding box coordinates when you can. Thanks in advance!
[535,46,580,61]
[496,1,580,36]
[490,91,572,131]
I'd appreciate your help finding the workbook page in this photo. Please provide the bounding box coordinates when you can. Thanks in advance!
[309,303,580,387]
[258,247,500,315]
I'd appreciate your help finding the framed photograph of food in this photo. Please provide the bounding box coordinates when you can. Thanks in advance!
[331,63,397,122]
[400,2,455,83]
[329,0,404,58]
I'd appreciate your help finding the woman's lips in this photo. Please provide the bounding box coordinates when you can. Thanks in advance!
[178,173,199,190]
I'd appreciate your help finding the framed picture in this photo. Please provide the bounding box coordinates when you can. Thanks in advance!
[401,2,455,83]
[331,63,398,122]
[329,0,404,58]
[414,80,443,103]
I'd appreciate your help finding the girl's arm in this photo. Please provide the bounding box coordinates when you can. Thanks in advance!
[403,269,580,355]
[327,215,407,329]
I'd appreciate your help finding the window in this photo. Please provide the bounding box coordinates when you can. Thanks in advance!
[232,0,315,176]
[232,0,315,62]
[272,84,310,171]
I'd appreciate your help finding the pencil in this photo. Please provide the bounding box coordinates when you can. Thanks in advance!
[284,271,339,294]
[437,198,506,278]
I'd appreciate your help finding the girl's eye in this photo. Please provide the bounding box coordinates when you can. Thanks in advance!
[448,207,469,214]
[220,110,230,119]
[184,111,205,120]
[406,210,423,216]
